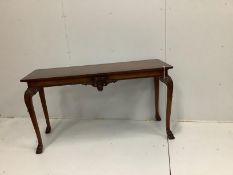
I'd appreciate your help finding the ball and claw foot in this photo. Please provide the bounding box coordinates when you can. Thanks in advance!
[36,144,43,154]
[155,114,161,121]
[167,129,175,140]
[45,126,51,134]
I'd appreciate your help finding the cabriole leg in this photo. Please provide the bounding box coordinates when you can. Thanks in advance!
[160,75,175,140]
[39,88,51,134]
[24,88,43,154]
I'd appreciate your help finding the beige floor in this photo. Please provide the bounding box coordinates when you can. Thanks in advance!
[0,118,232,175]
[169,122,233,175]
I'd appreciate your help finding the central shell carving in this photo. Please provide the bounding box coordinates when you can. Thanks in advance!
[91,76,117,91]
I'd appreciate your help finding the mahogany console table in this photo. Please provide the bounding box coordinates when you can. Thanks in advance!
[21,59,175,154]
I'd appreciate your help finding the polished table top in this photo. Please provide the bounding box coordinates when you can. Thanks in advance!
[21,59,172,82]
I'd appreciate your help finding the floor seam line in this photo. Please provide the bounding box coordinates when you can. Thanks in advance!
[167,138,172,175]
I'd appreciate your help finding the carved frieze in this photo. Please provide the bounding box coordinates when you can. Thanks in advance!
[81,76,117,91]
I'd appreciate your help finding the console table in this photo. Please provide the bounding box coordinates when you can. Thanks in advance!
[21,59,175,154]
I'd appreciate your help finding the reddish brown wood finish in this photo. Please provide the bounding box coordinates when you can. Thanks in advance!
[24,88,43,154]
[21,59,172,83]
[21,59,175,154]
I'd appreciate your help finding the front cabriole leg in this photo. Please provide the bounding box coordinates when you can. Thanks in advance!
[159,75,175,140]
[24,87,43,154]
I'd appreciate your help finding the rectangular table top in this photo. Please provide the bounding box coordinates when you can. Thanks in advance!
[21,59,172,82]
